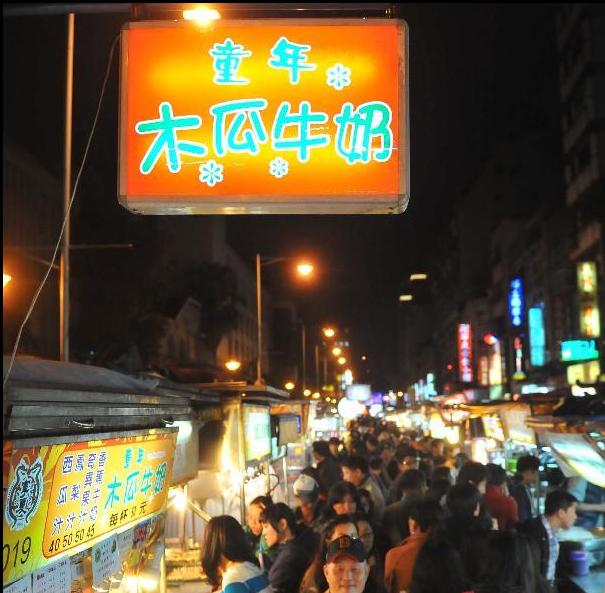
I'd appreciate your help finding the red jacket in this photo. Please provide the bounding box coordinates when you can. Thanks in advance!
[484,484,519,530]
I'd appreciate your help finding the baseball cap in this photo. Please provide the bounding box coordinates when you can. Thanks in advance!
[293,473,319,503]
[325,535,367,563]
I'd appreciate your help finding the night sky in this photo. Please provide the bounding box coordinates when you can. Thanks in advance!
[3,4,560,384]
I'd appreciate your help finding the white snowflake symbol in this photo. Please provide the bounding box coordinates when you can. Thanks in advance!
[326,63,351,91]
[199,159,224,187]
[269,157,289,178]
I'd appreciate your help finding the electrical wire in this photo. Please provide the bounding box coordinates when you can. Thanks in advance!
[3,34,120,395]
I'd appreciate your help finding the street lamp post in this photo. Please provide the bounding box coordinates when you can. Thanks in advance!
[255,253,314,386]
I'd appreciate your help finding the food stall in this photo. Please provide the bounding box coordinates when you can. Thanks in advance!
[525,413,605,592]
[270,401,312,504]
[3,357,186,593]
[457,402,508,465]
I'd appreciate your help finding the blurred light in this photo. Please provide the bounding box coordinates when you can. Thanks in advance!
[3,272,12,288]
[337,357,347,365]
[447,364,453,371]
[182,7,221,24]
[332,347,342,356]
[410,273,428,281]
[322,327,336,338]
[397,391,403,398]
[169,488,188,512]
[399,294,413,302]
[483,333,499,345]
[297,262,314,277]
[304,389,311,397]
[284,381,295,391]
[312,392,321,399]
[361,355,367,361]
[225,359,241,371]
[331,407,338,414]
[175,420,193,445]
[571,384,596,397]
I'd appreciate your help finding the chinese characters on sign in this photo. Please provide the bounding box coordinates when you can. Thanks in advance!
[457,324,473,383]
[3,431,177,586]
[119,20,409,214]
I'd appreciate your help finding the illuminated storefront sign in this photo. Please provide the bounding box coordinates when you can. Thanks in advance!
[561,339,599,362]
[489,341,503,386]
[509,277,524,327]
[458,324,473,383]
[528,306,546,367]
[513,336,526,381]
[119,19,409,214]
[426,373,437,397]
[577,262,600,337]
[580,304,601,338]
[3,431,177,585]
[478,356,489,386]
[567,361,601,385]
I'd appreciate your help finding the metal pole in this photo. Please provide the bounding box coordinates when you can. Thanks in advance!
[314,344,320,389]
[301,324,307,392]
[256,253,263,385]
[323,348,328,386]
[60,12,74,362]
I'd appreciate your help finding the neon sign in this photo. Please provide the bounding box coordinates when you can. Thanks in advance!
[561,340,599,362]
[119,19,409,214]
[509,277,524,327]
[528,306,546,367]
[577,262,600,338]
[458,324,473,383]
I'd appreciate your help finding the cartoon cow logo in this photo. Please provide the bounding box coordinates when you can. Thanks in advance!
[5,457,44,531]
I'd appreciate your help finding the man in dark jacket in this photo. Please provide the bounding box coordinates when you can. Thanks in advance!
[510,454,540,523]
[518,489,578,593]
[260,502,313,593]
[312,440,343,497]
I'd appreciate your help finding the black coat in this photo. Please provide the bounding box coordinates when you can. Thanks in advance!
[516,517,553,593]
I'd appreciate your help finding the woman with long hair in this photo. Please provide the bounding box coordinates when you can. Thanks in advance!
[201,515,271,593]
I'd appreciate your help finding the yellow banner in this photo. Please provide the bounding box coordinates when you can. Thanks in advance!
[3,431,177,586]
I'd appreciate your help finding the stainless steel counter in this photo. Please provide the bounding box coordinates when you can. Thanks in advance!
[569,566,605,593]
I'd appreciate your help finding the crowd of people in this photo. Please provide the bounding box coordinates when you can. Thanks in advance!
[200,418,599,593]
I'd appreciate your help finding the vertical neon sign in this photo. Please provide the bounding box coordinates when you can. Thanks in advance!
[577,262,600,337]
[458,324,473,382]
[528,306,546,366]
[509,277,524,327]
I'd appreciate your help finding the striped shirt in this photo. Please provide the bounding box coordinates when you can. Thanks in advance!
[222,561,273,593]
[540,515,559,582]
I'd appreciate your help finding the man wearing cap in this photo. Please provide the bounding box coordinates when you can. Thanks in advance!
[293,472,324,534]
[323,535,370,593]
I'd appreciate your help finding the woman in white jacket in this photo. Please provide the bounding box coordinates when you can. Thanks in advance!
[202,515,273,593]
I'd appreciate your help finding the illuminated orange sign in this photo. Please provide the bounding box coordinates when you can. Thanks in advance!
[119,19,409,214]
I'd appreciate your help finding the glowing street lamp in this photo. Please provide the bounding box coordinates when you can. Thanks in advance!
[322,327,336,338]
[284,381,295,391]
[332,347,342,357]
[337,357,347,365]
[410,273,428,281]
[256,253,315,385]
[304,389,312,397]
[297,262,314,278]
[399,294,413,302]
[225,360,241,372]
[182,7,221,24]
